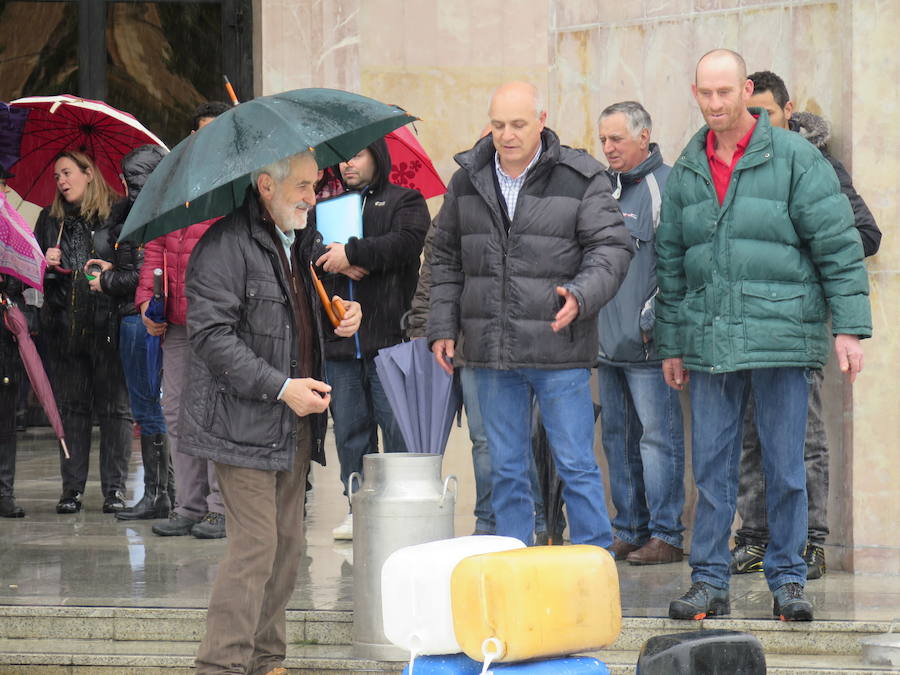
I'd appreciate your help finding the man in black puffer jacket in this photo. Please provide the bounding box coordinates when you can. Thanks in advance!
[428,82,634,547]
[315,137,429,541]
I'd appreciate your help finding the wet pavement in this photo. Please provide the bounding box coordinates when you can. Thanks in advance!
[1,424,899,621]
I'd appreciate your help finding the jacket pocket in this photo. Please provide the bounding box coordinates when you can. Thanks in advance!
[243,275,289,338]
[679,285,707,361]
[209,389,285,449]
[741,281,805,353]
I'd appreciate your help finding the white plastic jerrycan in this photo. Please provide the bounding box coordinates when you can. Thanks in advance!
[382,535,526,658]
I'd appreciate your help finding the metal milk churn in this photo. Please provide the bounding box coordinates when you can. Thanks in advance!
[349,452,456,661]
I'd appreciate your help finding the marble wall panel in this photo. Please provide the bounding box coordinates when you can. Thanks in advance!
[257,0,361,95]
[848,0,900,571]
[645,0,695,18]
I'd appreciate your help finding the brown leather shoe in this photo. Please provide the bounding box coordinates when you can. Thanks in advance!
[610,537,642,561]
[626,537,684,565]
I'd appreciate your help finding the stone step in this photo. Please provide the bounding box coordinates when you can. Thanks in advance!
[1,640,898,674]
[0,606,892,658]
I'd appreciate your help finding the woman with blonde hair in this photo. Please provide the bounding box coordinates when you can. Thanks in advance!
[35,150,133,515]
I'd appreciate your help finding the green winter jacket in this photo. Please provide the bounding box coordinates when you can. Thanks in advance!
[655,109,871,373]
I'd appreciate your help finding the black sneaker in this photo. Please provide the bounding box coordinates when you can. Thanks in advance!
[102,490,127,513]
[152,512,199,536]
[56,490,83,514]
[730,542,766,574]
[803,543,826,580]
[669,581,731,620]
[191,512,226,539]
[773,582,814,621]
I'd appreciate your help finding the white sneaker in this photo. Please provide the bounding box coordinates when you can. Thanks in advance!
[332,513,353,540]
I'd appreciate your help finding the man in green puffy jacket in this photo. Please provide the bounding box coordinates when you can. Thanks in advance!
[656,49,871,622]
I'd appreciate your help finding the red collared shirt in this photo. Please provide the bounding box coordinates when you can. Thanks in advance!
[706,119,757,205]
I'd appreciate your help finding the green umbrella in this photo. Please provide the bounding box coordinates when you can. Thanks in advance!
[118,88,417,243]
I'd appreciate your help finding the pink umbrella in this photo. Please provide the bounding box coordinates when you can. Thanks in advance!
[385,126,446,199]
[0,191,45,292]
[0,296,68,458]
[5,94,167,206]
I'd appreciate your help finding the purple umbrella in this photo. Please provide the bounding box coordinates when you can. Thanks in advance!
[374,338,461,454]
[1,297,69,458]
[0,104,29,174]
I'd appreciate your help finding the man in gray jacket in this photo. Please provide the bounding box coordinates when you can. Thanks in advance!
[428,81,633,547]
[596,101,686,566]
[180,150,361,675]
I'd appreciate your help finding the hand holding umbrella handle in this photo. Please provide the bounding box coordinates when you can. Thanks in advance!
[309,262,347,328]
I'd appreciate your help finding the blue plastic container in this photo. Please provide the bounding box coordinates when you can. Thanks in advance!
[402,654,610,674]
[494,657,610,673]
[402,653,482,674]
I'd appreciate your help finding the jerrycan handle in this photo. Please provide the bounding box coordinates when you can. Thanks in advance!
[440,475,458,506]
[480,636,505,674]
[347,472,362,504]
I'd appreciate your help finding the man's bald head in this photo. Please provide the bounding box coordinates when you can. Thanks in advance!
[489,81,545,120]
[695,49,747,85]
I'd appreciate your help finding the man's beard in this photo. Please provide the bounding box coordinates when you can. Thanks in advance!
[272,199,311,230]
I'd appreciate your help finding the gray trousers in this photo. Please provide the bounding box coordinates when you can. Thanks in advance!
[736,368,828,546]
[195,421,311,675]
[162,325,223,518]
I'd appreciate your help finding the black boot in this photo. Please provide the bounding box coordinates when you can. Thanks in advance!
[116,434,171,520]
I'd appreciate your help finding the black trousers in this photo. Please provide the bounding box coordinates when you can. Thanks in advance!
[48,332,132,496]
[0,377,18,496]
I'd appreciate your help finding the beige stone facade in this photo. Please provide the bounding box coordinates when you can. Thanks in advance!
[255,0,898,574]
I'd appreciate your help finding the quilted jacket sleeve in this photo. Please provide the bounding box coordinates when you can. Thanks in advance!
[426,183,464,345]
[654,168,689,358]
[787,151,872,338]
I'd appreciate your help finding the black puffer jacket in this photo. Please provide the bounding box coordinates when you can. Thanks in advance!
[34,202,122,351]
[790,111,881,257]
[317,138,429,359]
[427,129,633,369]
[178,190,328,471]
[99,145,168,329]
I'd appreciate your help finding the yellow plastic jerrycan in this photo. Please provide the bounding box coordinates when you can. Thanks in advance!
[450,545,621,664]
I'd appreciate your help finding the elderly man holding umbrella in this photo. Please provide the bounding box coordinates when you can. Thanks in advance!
[180,150,361,674]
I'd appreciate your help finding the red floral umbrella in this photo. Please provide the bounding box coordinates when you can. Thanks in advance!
[385,126,446,199]
[5,94,167,206]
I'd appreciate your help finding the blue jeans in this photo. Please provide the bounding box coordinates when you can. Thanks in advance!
[461,367,546,535]
[472,367,612,547]
[598,363,685,548]
[688,367,809,591]
[325,357,407,499]
[118,314,166,435]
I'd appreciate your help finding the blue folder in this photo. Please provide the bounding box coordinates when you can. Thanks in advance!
[315,191,363,244]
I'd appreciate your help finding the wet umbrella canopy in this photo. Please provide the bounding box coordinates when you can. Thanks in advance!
[118,88,417,244]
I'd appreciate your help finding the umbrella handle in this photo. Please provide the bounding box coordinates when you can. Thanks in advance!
[439,475,457,506]
[347,471,362,504]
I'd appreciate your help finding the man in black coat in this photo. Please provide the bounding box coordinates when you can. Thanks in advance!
[316,137,429,540]
[181,150,361,675]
